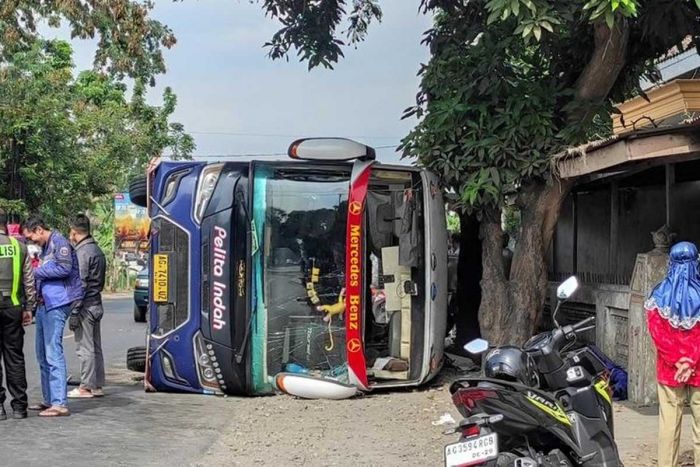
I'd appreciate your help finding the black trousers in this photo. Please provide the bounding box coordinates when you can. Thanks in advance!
[0,305,27,412]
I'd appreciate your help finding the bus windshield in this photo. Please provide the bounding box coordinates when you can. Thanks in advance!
[251,167,351,391]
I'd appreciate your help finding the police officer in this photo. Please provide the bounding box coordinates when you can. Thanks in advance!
[0,209,37,420]
[22,215,82,417]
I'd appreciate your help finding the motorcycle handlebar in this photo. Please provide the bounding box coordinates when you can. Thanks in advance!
[571,316,595,331]
[550,316,596,351]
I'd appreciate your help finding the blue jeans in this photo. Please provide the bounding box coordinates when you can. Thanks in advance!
[35,305,70,407]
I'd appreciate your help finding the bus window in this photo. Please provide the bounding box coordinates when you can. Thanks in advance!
[253,168,351,388]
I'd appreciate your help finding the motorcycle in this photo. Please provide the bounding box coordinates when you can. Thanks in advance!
[444,276,621,467]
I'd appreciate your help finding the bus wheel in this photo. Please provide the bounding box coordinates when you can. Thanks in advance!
[127,346,147,373]
[129,176,148,207]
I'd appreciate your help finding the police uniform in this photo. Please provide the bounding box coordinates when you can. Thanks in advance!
[0,230,37,416]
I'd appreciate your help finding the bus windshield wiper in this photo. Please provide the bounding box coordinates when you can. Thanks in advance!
[235,190,254,365]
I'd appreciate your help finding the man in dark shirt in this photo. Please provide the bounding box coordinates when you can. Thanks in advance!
[67,214,106,398]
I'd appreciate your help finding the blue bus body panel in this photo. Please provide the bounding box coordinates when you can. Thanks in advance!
[148,161,206,394]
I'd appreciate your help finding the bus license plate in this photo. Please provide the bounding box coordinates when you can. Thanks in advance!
[153,254,169,303]
[444,433,498,467]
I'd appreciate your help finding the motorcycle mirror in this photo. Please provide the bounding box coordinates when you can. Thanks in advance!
[464,338,489,355]
[557,276,579,300]
[553,276,579,328]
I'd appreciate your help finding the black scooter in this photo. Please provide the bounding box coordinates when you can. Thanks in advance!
[444,277,622,467]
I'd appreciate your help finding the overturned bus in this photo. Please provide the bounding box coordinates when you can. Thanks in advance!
[128,138,447,396]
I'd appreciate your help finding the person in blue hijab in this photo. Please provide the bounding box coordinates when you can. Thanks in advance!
[645,241,700,467]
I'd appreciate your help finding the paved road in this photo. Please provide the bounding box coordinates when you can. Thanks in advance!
[0,296,236,467]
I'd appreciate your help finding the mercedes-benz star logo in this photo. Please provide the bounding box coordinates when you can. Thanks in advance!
[347,338,362,353]
[349,201,362,216]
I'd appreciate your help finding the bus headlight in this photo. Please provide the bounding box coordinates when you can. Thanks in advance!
[193,163,224,224]
[198,353,210,366]
[193,332,222,393]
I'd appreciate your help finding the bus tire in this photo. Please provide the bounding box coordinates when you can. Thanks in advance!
[129,176,148,207]
[133,304,147,323]
[127,346,147,373]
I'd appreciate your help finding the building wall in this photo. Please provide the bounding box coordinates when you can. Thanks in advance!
[551,168,700,284]
[548,163,700,368]
[672,180,700,243]
[547,282,630,367]
[577,189,611,276]
[616,186,666,280]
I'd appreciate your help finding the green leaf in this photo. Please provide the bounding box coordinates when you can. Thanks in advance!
[540,21,554,33]
[541,15,562,25]
[696,0,700,9]
[533,25,542,41]
[487,9,501,24]
[605,10,615,29]
[486,0,506,9]
[583,0,599,10]
[591,1,609,19]
[511,0,520,17]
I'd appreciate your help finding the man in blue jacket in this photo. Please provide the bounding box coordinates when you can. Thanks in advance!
[22,215,83,417]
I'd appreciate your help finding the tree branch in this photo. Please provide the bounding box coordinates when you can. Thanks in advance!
[570,19,630,124]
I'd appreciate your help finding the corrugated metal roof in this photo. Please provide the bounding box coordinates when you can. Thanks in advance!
[658,36,695,63]
[556,116,700,162]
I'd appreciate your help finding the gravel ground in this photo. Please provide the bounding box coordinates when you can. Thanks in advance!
[196,372,696,466]
[195,384,452,467]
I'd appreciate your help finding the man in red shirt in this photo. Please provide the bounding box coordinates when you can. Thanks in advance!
[646,241,700,467]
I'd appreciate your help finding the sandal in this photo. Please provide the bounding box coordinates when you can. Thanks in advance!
[68,388,94,399]
[38,406,70,417]
[91,388,105,397]
[28,403,50,411]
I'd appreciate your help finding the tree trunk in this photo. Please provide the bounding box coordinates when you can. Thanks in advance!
[478,179,573,345]
[453,211,482,350]
[570,19,630,124]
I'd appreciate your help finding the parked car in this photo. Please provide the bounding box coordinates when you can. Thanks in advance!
[133,268,149,322]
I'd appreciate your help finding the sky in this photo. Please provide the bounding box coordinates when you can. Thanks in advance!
[57,1,432,164]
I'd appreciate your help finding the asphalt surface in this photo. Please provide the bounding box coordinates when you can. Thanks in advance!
[0,296,236,467]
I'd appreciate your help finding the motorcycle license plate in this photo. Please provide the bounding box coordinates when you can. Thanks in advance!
[444,433,498,467]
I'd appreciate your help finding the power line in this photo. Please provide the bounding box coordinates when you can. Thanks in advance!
[187,130,404,140]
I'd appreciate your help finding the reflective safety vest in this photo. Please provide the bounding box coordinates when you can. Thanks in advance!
[0,237,21,306]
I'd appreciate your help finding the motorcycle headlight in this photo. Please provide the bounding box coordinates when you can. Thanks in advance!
[193,164,224,224]
[136,278,149,288]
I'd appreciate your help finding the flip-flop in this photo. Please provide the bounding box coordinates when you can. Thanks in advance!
[68,388,94,399]
[28,403,50,411]
[38,407,70,417]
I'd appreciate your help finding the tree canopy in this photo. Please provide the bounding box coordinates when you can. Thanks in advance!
[0,0,175,83]
[258,0,700,209]
[402,1,699,211]
[0,39,193,226]
[256,0,700,343]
